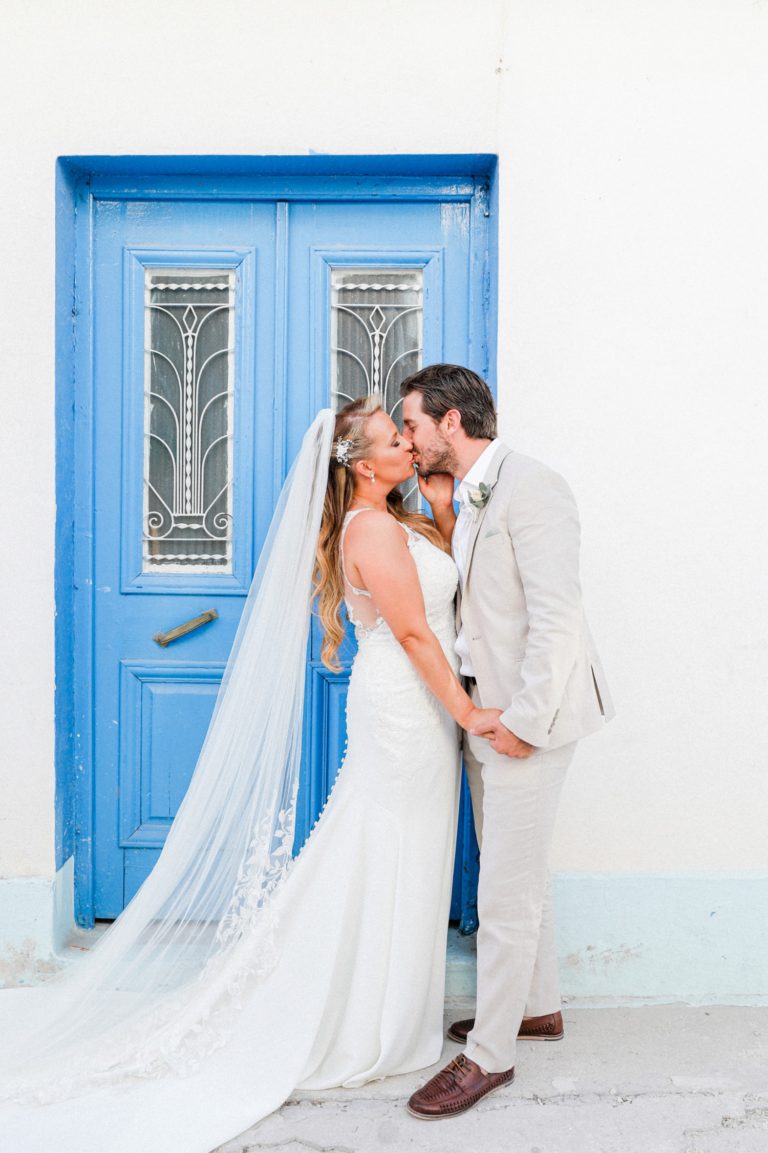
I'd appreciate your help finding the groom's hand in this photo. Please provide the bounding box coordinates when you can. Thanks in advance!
[415,468,454,511]
[415,468,456,547]
[471,717,535,759]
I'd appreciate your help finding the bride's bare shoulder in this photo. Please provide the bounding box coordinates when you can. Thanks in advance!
[343,510,408,552]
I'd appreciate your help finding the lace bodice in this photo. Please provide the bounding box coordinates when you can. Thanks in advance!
[340,508,458,645]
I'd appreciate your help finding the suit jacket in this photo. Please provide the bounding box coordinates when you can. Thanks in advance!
[457,442,614,751]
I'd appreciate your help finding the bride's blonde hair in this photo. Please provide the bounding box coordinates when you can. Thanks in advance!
[315,395,448,670]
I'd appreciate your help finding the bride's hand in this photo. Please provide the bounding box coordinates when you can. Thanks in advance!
[461,706,503,734]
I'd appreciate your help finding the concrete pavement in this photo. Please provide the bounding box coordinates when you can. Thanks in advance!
[10,927,767,1150]
[215,1002,768,1153]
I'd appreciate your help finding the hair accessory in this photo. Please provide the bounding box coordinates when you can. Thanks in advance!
[334,438,353,467]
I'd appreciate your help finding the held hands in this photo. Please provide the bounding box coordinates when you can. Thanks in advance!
[462,707,502,737]
[470,713,536,759]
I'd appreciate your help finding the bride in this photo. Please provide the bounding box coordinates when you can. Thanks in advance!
[0,396,499,1153]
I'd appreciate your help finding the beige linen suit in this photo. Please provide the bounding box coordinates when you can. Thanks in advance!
[457,442,614,1073]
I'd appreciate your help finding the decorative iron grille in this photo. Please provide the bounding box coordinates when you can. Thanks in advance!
[143,271,234,571]
[331,268,423,508]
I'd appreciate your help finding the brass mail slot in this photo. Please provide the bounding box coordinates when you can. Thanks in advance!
[153,609,219,647]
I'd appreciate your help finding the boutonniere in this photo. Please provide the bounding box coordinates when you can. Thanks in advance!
[466,482,492,513]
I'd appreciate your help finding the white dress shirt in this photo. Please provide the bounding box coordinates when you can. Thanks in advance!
[452,440,499,676]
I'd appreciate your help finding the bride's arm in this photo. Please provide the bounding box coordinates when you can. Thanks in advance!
[344,512,497,733]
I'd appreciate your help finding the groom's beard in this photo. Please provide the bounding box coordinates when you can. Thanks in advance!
[416,436,459,478]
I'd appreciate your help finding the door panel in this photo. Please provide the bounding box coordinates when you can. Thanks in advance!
[119,660,223,905]
[93,199,276,916]
[285,199,473,850]
[90,190,483,921]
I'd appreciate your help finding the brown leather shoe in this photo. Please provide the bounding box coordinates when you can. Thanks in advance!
[447,1010,564,1044]
[407,1053,514,1119]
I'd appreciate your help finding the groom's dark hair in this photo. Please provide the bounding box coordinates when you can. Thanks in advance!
[399,363,497,440]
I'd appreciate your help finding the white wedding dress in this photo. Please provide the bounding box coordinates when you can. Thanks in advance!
[0,511,461,1153]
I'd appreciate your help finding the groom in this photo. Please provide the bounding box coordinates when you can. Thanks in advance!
[400,364,614,1118]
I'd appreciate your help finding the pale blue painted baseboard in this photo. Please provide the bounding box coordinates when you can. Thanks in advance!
[0,857,74,986]
[555,872,768,1003]
[446,873,768,1005]
[2,869,767,1001]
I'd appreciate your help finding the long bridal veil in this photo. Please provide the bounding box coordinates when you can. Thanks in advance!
[0,410,335,1105]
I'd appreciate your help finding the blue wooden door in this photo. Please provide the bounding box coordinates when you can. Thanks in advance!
[88,183,485,925]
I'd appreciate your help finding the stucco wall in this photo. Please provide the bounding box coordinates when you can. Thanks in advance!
[497,0,768,874]
[1,0,766,985]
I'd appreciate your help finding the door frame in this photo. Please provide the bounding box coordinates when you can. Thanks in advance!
[56,155,499,926]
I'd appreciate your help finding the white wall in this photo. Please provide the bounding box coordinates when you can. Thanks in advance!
[1,0,766,972]
[496,0,768,873]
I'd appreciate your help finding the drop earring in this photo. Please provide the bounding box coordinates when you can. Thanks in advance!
[369,471,376,484]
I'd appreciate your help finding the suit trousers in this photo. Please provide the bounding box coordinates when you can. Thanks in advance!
[463,706,576,1073]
